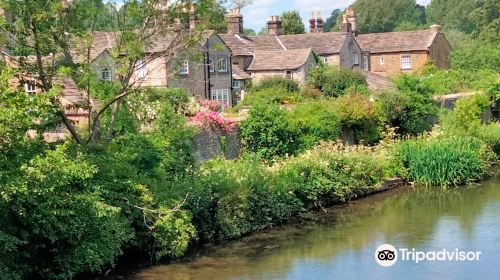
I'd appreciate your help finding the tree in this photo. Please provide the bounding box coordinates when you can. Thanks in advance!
[0,0,223,144]
[426,0,478,33]
[257,26,267,35]
[281,10,305,35]
[323,9,341,32]
[244,28,256,36]
[352,0,426,33]
[469,0,500,43]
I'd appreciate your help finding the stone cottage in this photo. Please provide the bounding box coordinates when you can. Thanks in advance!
[219,8,362,100]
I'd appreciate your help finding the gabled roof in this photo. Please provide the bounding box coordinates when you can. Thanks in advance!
[220,32,348,56]
[219,34,283,56]
[247,48,313,71]
[356,30,438,54]
[278,32,347,55]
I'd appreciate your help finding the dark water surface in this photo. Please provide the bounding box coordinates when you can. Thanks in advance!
[121,171,500,280]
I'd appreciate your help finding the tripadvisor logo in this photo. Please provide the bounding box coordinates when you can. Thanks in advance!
[375,244,482,267]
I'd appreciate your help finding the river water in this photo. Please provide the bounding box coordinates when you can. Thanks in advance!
[122,171,500,280]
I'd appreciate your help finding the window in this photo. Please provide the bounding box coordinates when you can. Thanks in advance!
[135,60,147,79]
[380,56,385,65]
[401,55,412,69]
[217,58,228,72]
[208,58,214,72]
[285,70,293,79]
[232,80,241,89]
[353,53,359,65]
[210,89,230,108]
[180,60,189,74]
[24,83,36,94]
[321,56,328,63]
[363,54,369,71]
[101,68,111,81]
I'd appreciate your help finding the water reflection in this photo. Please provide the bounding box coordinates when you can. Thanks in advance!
[126,172,500,280]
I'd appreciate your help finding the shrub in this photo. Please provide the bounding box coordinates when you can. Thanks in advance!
[240,103,298,160]
[250,76,300,93]
[333,93,384,144]
[307,66,367,98]
[287,101,341,150]
[399,136,496,186]
[242,86,305,106]
[440,94,491,136]
[377,90,437,136]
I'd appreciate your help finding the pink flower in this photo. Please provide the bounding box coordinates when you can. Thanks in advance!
[188,111,236,133]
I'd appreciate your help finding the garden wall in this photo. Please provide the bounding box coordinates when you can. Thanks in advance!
[192,128,242,163]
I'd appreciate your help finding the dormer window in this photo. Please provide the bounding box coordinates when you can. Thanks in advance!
[24,83,36,94]
[101,68,111,81]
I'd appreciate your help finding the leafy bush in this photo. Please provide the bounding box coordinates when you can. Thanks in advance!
[452,41,500,72]
[308,66,367,98]
[240,103,298,160]
[250,76,300,93]
[440,94,491,136]
[287,101,341,150]
[333,93,384,144]
[399,136,496,186]
[377,90,437,136]
[242,86,306,106]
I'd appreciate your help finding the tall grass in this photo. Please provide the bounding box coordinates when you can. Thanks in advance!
[399,136,496,187]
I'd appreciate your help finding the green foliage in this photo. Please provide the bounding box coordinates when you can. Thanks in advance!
[281,10,305,34]
[323,9,341,32]
[469,0,500,43]
[250,76,300,93]
[352,0,426,33]
[399,136,496,186]
[244,28,256,36]
[240,103,298,160]
[440,94,491,135]
[426,0,477,33]
[451,41,500,72]
[377,89,437,136]
[242,87,306,106]
[287,101,341,150]
[307,65,367,98]
[333,93,384,144]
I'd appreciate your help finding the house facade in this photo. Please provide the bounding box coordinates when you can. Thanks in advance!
[219,8,362,101]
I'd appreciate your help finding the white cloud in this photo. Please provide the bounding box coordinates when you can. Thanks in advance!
[241,0,279,31]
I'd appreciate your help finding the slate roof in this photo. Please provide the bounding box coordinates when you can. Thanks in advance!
[220,32,348,56]
[355,30,438,54]
[232,66,250,79]
[247,48,313,71]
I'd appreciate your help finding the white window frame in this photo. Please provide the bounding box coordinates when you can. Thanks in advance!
[101,68,111,81]
[380,56,385,65]
[232,80,241,89]
[401,55,412,70]
[353,53,359,65]
[210,89,230,108]
[179,60,189,75]
[135,59,147,79]
[24,83,36,94]
[217,58,228,72]
[321,56,328,64]
[208,58,214,72]
[285,70,293,79]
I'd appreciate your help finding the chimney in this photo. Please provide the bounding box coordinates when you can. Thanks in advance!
[189,4,196,30]
[340,12,352,33]
[227,8,244,35]
[267,16,283,36]
[346,7,357,35]
[316,12,323,33]
[309,13,316,33]
[430,24,442,33]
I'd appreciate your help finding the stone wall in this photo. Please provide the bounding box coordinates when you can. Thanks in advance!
[367,51,429,77]
[192,128,242,163]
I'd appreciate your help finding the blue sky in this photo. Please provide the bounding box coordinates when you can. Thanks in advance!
[241,0,432,31]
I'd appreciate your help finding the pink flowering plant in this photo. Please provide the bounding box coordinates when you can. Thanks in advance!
[188,99,236,133]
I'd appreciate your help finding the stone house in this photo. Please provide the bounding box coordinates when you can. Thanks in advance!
[219,8,362,101]
[336,8,451,76]
[86,29,234,107]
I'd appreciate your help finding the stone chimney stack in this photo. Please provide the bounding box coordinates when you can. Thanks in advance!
[316,12,324,33]
[309,13,316,33]
[189,3,197,30]
[267,15,283,36]
[346,7,357,35]
[227,8,244,35]
[430,24,442,33]
[340,12,352,33]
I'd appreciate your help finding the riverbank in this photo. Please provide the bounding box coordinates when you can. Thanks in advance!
[110,169,500,280]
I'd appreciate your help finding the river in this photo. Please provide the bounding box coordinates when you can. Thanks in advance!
[116,171,500,280]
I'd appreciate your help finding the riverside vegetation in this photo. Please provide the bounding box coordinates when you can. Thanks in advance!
[1,1,500,279]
